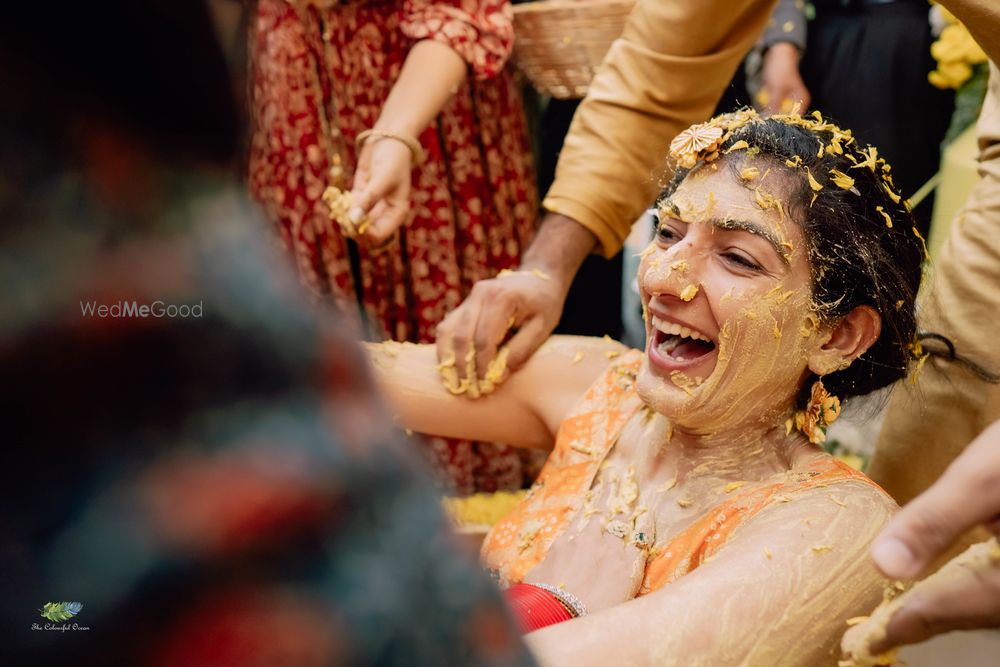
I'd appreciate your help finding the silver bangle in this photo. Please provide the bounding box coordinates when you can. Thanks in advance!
[529,582,589,618]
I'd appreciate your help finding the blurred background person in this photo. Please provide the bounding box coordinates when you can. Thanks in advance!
[0,2,533,665]
[750,0,954,235]
[249,0,541,496]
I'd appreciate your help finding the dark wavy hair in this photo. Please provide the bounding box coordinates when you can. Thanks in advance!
[659,114,926,408]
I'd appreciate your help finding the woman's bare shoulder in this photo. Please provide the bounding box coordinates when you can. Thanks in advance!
[531,334,631,364]
[511,335,633,434]
[729,461,897,554]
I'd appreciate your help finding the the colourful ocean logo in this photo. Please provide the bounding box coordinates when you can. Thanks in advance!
[39,602,83,622]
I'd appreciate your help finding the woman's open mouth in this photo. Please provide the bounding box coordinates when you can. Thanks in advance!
[648,316,718,375]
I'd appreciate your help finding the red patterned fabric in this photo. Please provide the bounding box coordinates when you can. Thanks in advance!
[249,0,538,493]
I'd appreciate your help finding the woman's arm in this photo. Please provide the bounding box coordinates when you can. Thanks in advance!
[349,40,466,244]
[368,335,623,449]
[525,484,896,667]
[350,0,517,244]
[370,39,467,141]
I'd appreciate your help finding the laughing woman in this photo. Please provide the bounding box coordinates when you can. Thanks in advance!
[368,110,926,666]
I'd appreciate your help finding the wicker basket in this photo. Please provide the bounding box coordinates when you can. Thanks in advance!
[512,0,636,99]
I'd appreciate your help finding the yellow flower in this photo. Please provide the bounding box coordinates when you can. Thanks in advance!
[938,60,974,88]
[443,490,528,527]
[793,381,842,445]
[928,70,951,90]
[928,21,985,89]
[941,24,987,64]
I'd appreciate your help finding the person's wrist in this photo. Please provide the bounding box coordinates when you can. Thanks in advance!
[520,213,596,294]
[765,41,801,63]
[357,128,424,164]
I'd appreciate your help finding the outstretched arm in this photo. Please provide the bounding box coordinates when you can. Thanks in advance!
[349,39,467,245]
[369,335,624,449]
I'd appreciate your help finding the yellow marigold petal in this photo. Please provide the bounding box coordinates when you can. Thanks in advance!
[938,60,973,88]
[830,169,855,190]
[806,168,823,192]
[725,140,750,153]
[884,183,901,204]
[876,205,893,228]
[849,146,878,170]
[912,225,930,260]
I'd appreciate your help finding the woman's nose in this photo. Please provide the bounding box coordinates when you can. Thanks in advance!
[641,243,704,296]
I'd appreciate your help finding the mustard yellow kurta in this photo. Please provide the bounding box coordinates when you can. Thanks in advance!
[543,0,1000,258]
[869,62,1000,557]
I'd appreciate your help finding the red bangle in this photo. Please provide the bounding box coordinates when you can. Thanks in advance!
[503,583,576,633]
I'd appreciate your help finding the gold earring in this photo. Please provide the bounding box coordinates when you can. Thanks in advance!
[789,379,842,445]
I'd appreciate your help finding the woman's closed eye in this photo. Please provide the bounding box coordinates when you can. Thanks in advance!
[656,223,682,245]
[722,249,764,272]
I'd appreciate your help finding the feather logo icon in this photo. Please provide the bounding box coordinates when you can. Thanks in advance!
[40,602,82,622]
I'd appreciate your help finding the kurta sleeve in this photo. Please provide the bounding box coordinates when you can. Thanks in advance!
[870,61,1000,518]
[542,0,778,258]
[401,0,514,81]
[759,0,806,54]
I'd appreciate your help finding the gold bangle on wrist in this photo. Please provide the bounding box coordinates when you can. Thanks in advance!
[356,129,425,165]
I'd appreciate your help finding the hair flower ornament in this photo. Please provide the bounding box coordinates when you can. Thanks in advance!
[669,123,724,169]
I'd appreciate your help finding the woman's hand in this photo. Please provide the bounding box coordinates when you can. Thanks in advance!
[349,136,413,247]
[759,42,810,114]
[346,38,467,248]
[523,517,647,614]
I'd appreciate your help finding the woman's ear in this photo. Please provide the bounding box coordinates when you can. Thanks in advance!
[808,305,881,376]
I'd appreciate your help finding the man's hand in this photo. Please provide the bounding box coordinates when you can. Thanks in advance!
[867,418,1000,652]
[758,42,811,114]
[436,269,567,386]
[435,214,598,387]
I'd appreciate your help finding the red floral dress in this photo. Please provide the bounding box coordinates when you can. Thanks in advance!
[249,0,539,494]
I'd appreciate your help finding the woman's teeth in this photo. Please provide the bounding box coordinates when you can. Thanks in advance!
[651,316,716,361]
[651,317,711,342]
